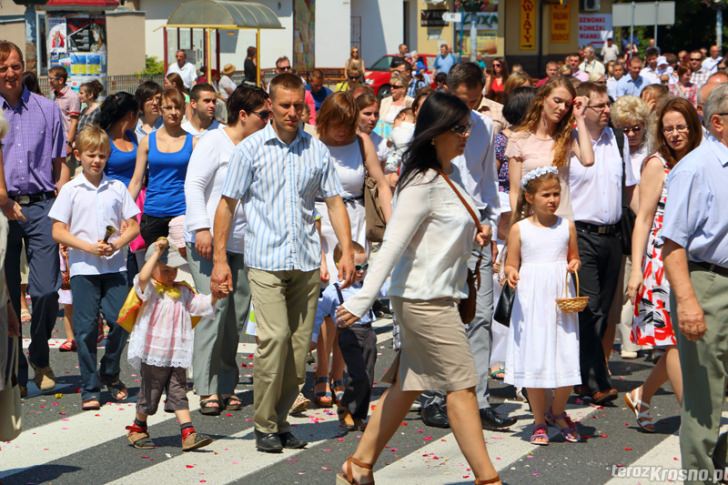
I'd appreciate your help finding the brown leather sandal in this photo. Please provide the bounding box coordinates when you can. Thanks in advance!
[336,455,374,485]
[475,476,501,484]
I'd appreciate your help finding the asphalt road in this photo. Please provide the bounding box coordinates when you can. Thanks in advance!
[0,316,691,485]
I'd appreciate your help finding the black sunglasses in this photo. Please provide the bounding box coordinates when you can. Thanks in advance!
[450,123,472,135]
[355,263,369,271]
[251,110,272,121]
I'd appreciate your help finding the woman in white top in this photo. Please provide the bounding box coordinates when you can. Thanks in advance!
[314,92,393,407]
[377,73,413,138]
[336,92,501,485]
[183,86,270,415]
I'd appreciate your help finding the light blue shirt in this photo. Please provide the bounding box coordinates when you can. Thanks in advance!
[221,123,343,271]
[315,282,375,328]
[616,75,647,97]
[662,134,728,266]
[434,53,456,74]
[606,77,620,100]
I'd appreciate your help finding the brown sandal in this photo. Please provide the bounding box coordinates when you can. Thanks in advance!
[475,476,501,484]
[336,455,374,485]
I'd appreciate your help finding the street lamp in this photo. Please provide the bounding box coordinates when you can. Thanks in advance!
[703,0,727,50]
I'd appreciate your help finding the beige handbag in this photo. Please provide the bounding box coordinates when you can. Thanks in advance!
[0,336,22,442]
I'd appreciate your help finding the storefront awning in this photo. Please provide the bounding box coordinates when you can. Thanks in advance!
[166,0,283,30]
[42,0,119,10]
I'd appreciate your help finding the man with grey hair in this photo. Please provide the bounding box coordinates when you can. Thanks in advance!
[579,46,605,77]
[662,83,728,484]
[696,72,728,118]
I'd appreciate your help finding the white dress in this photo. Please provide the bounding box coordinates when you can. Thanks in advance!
[315,139,367,283]
[505,217,581,388]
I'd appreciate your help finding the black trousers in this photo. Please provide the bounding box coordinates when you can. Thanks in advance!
[140,214,174,247]
[338,325,377,420]
[576,229,622,392]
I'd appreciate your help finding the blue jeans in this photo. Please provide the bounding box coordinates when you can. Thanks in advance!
[69,272,129,401]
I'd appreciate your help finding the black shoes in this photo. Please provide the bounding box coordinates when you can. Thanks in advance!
[480,408,516,431]
[279,431,308,449]
[421,403,450,428]
[255,430,283,453]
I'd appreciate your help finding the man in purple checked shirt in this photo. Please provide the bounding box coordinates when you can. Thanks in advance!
[0,41,71,396]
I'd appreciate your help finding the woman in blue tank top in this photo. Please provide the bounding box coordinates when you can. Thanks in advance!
[129,88,196,245]
[99,92,139,187]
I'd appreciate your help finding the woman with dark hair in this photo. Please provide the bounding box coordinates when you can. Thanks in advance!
[495,86,537,193]
[99,91,139,187]
[244,46,257,85]
[485,57,509,102]
[314,92,392,410]
[623,98,702,432]
[668,65,698,107]
[506,77,594,220]
[134,80,163,141]
[184,85,270,415]
[77,80,104,133]
[129,88,196,245]
[335,92,501,485]
[411,87,433,119]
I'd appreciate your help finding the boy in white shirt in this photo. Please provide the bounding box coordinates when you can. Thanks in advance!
[48,126,140,410]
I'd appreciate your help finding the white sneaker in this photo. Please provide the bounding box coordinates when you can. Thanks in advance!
[621,350,638,359]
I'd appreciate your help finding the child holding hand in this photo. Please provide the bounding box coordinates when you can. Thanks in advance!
[125,237,215,451]
[504,166,582,446]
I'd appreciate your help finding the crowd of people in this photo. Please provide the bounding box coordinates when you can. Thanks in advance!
[1,35,728,485]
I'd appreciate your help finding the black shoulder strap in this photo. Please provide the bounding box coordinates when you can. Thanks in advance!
[334,283,345,306]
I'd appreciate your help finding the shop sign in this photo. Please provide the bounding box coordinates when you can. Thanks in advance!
[551,3,570,43]
[519,0,536,50]
[578,14,612,48]
[421,9,447,28]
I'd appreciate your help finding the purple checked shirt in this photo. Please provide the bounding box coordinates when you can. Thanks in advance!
[1,88,66,195]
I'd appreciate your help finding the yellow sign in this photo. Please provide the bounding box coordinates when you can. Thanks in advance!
[551,4,571,43]
[519,0,536,51]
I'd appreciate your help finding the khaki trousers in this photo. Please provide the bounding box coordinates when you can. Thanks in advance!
[676,266,728,484]
[248,268,319,433]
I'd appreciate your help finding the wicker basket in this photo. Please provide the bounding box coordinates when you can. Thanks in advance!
[556,271,589,313]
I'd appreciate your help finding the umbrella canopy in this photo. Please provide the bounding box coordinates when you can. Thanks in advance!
[166,0,283,30]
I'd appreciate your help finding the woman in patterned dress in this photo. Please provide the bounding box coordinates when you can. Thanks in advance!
[624,98,703,432]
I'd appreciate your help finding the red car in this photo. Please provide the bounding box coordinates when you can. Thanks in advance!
[365,53,437,98]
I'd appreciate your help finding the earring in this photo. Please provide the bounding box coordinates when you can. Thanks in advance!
[431,138,436,146]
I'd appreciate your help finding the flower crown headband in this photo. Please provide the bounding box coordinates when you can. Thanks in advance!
[521,166,559,188]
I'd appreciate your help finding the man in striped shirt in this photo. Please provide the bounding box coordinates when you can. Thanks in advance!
[212,73,354,453]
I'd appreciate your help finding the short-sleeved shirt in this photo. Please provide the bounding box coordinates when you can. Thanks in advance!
[48,173,140,276]
[569,127,637,225]
[662,134,728,266]
[1,88,66,195]
[307,85,332,112]
[218,75,237,101]
[53,86,81,135]
[166,62,197,89]
[221,123,343,271]
[315,282,375,329]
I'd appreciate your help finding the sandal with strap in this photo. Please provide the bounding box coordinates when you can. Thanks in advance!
[20,309,31,323]
[314,376,333,408]
[103,378,128,401]
[126,424,155,449]
[82,399,101,411]
[223,394,243,411]
[475,477,502,485]
[530,423,549,446]
[59,339,77,352]
[546,410,581,443]
[331,378,345,404]
[199,397,222,416]
[624,389,656,433]
[336,455,374,485]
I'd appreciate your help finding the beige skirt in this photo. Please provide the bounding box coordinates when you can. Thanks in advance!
[383,297,478,392]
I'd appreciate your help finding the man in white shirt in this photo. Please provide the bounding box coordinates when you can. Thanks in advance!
[601,37,620,63]
[640,48,661,84]
[569,82,638,405]
[182,83,221,137]
[606,62,625,100]
[167,50,197,90]
[418,62,515,432]
[702,44,723,74]
[184,85,270,417]
[579,46,605,78]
